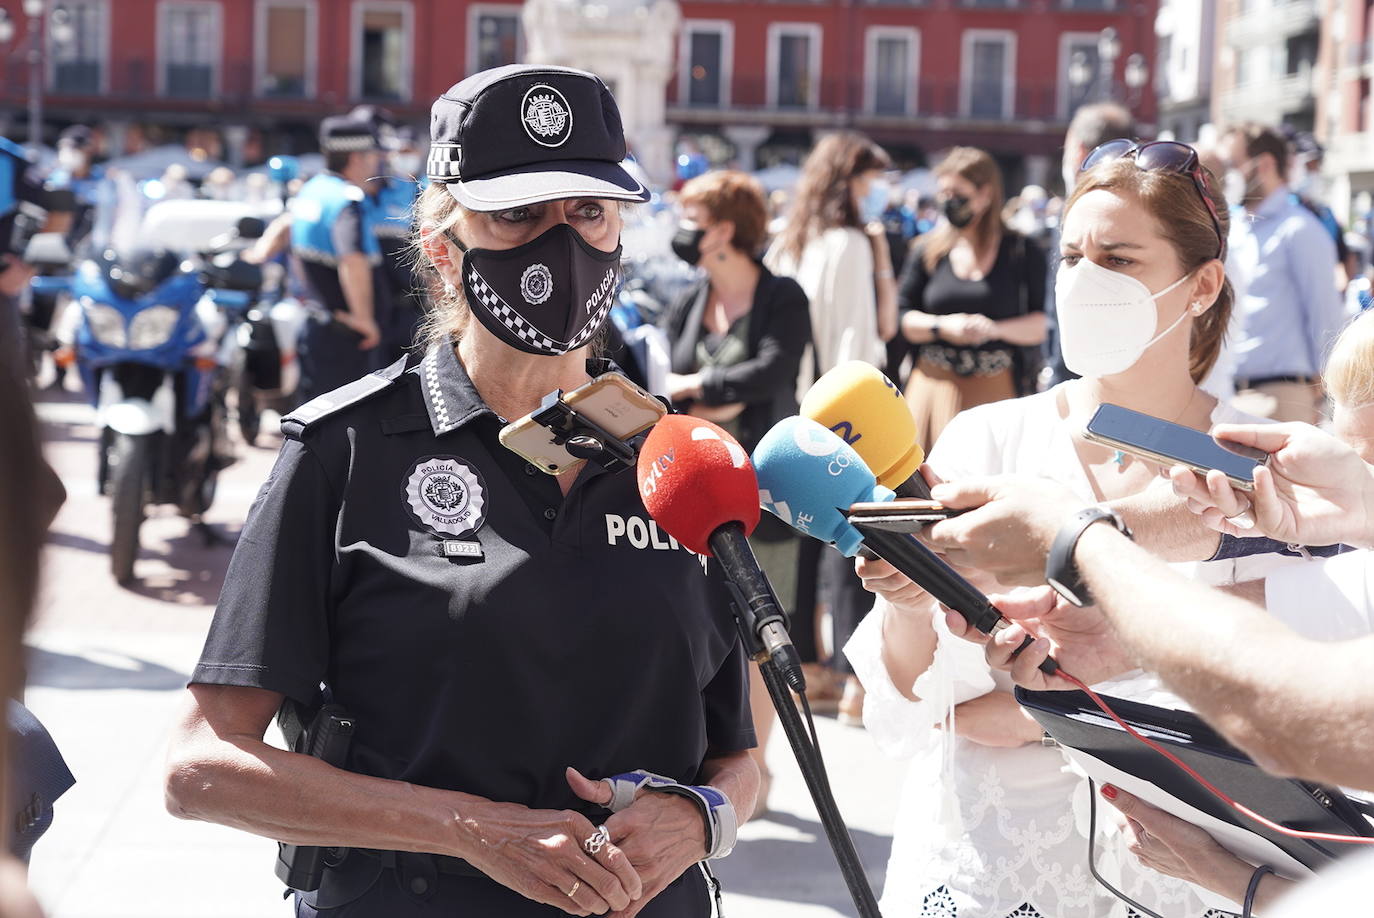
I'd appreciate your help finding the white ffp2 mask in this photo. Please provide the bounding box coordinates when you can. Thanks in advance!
[1056,257,1192,378]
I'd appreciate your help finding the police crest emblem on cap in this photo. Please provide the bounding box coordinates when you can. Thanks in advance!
[521,84,572,148]
[520,263,554,305]
[405,456,487,538]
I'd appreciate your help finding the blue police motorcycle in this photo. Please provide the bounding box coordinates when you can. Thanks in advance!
[44,228,262,583]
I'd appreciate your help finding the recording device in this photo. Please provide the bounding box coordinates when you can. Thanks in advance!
[275,705,355,892]
[500,372,666,475]
[1084,403,1269,491]
[752,417,1056,675]
[845,500,963,528]
[800,360,932,499]
[637,415,804,692]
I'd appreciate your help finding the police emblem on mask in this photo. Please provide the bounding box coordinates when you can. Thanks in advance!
[405,456,487,538]
[521,85,572,148]
[520,263,554,306]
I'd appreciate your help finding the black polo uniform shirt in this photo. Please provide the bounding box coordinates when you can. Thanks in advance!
[192,342,754,916]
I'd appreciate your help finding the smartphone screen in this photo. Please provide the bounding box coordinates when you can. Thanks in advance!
[1085,404,1268,484]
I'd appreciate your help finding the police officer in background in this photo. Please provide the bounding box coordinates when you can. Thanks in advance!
[165,64,757,918]
[350,106,424,364]
[290,115,386,401]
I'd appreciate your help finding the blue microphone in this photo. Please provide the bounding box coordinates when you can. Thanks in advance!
[752,417,1057,675]
[751,416,893,557]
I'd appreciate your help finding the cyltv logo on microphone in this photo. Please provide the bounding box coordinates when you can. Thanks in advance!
[640,447,675,499]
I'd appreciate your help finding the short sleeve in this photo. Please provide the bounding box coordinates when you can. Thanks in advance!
[191,439,337,705]
[331,201,366,258]
[700,637,756,758]
[926,402,1002,480]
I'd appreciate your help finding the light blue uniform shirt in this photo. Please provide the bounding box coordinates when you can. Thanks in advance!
[1229,188,1343,381]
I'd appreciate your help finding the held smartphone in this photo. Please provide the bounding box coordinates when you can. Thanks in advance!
[1083,403,1269,491]
[846,499,963,533]
[499,373,666,475]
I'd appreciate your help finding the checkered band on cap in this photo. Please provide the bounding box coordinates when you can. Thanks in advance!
[466,264,615,354]
[321,133,377,153]
[427,142,462,182]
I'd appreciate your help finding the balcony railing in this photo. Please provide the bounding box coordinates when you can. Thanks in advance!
[1226,0,1319,49]
[1219,71,1316,119]
[668,77,1069,127]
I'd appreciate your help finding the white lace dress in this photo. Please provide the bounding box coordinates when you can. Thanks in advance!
[846,386,1287,918]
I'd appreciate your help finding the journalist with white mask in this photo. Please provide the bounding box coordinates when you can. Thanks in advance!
[842,140,1292,917]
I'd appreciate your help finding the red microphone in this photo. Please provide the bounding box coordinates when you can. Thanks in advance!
[637,416,803,690]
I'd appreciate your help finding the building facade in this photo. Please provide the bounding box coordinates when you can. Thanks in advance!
[1155,0,1215,142]
[1212,0,1322,132]
[1314,0,1373,226]
[0,0,1158,191]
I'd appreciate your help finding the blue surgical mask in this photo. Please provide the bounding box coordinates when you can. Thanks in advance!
[860,179,890,223]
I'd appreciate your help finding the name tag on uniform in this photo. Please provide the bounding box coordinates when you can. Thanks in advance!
[441,540,484,559]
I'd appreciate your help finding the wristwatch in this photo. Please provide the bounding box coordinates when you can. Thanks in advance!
[1045,506,1133,607]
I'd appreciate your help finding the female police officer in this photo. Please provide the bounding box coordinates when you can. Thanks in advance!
[164,65,758,918]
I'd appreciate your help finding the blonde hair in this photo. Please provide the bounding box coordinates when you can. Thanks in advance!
[1324,311,1374,409]
[410,183,472,349]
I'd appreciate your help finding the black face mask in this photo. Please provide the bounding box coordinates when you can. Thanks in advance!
[942,195,974,229]
[671,225,707,267]
[456,223,622,356]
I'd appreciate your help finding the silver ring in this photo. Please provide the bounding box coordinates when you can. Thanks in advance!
[583,824,609,856]
[1225,504,1253,523]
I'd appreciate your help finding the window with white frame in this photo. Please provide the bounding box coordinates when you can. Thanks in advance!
[866,27,918,116]
[355,3,410,101]
[1058,32,1101,119]
[769,24,821,109]
[49,0,106,95]
[257,1,314,98]
[680,21,732,107]
[963,31,1015,119]
[469,5,521,75]
[160,2,219,98]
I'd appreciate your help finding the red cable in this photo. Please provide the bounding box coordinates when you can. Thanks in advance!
[1054,668,1374,845]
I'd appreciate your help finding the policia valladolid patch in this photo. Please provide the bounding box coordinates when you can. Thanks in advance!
[404,456,488,557]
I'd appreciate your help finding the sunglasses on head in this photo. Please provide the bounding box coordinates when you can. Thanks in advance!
[1080,139,1226,261]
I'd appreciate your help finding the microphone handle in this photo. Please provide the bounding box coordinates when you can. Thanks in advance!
[708,522,806,691]
[852,523,1058,676]
[892,473,933,501]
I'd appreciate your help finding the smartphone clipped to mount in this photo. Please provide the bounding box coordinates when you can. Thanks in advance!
[1083,403,1270,491]
[499,372,666,475]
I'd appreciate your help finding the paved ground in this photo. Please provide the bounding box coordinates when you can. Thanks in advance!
[22,385,905,917]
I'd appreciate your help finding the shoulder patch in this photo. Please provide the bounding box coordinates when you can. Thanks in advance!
[280,357,409,440]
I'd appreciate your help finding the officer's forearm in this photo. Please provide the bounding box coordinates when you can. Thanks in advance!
[697,750,759,826]
[337,253,375,323]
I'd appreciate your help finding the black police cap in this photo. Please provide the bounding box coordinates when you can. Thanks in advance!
[426,64,649,212]
[58,125,93,150]
[319,115,380,154]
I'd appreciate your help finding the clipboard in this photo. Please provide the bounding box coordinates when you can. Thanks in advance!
[1016,687,1373,881]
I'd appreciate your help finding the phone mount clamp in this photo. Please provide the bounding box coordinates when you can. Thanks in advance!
[530,388,641,473]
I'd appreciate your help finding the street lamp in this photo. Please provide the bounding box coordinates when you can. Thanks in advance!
[16,0,72,151]
[1096,27,1121,103]
[1124,52,1149,107]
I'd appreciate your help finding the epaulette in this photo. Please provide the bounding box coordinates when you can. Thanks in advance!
[281,356,409,440]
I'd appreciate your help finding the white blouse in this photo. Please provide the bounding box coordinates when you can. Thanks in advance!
[847,385,1279,918]
[765,226,885,398]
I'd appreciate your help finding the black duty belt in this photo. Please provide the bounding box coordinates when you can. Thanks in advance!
[1235,374,1316,389]
[353,847,487,879]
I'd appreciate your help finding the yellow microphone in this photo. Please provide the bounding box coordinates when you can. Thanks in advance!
[800,361,931,498]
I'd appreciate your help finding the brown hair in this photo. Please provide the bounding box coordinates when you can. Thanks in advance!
[921,146,1005,272]
[774,132,890,263]
[1224,122,1290,182]
[679,170,769,257]
[1066,157,1233,383]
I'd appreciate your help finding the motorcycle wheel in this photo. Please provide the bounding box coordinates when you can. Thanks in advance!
[233,350,261,447]
[109,431,151,584]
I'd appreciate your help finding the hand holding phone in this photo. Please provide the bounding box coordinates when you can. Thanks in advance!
[1084,404,1269,491]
